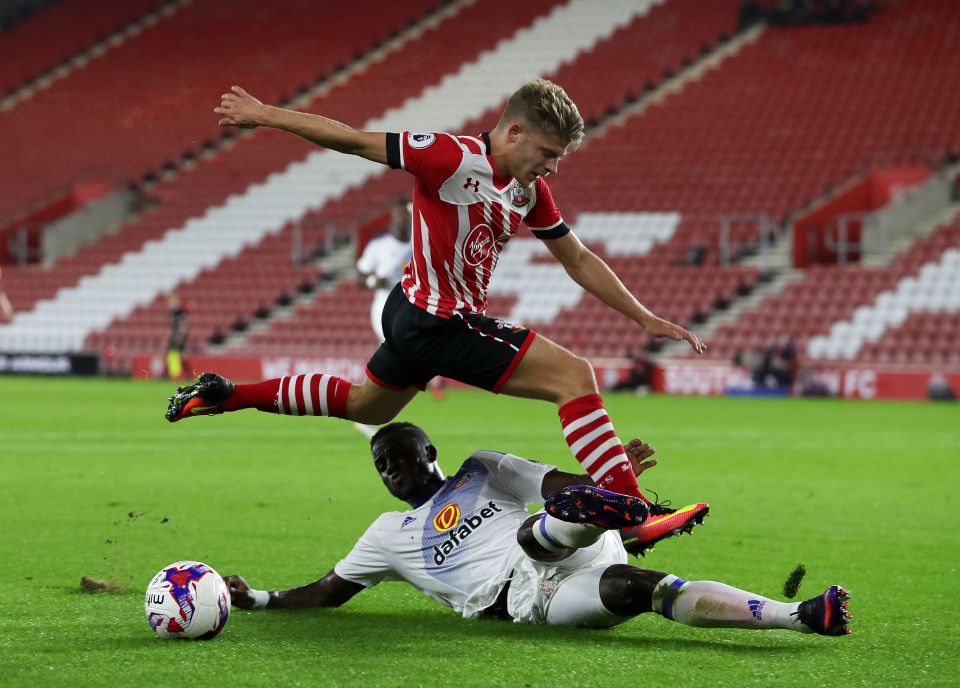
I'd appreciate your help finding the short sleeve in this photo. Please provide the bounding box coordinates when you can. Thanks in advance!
[333,517,397,588]
[386,132,462,191]
[468,451,555,505]
[525,177,569,240]
[355,240,376,274]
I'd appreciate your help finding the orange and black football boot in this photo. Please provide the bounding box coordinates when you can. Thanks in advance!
[165,372,235,422]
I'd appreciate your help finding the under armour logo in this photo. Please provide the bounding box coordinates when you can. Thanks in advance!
[463,177,480,192]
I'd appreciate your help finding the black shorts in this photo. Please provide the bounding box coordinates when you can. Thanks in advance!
[366,284,536,392]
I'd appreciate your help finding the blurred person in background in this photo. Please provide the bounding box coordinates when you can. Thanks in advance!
[0,267,12,323]
[356,198,412,342]
[165,294,189,380]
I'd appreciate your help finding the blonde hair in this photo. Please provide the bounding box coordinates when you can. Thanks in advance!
[501,78,584,148]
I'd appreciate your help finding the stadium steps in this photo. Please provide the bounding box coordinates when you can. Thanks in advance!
[211,238,360,354]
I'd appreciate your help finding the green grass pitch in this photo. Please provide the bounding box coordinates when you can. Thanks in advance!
[2,377,957,687]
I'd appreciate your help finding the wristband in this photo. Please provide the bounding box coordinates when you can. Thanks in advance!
[249,589,270,609]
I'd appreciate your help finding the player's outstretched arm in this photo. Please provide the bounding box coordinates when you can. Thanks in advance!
[214,85,388,164]
[224,569,364,610]
[544,232,706,354]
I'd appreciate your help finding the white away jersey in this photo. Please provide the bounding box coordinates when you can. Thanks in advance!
[334,451,554,619]
[386,131,569,319]
[356,233,411,286]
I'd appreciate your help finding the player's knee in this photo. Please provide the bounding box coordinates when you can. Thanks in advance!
[561,355,598,400]
[598,565,668,617]
[517,515,576,563]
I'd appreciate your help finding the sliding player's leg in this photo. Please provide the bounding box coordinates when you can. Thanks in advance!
[517,486,647,563]
[579,565,852,636]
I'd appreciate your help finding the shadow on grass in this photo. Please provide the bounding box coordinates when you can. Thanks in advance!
[102,607,816,657]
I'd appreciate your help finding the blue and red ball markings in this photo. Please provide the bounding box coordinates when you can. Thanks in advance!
[163,563,214,630]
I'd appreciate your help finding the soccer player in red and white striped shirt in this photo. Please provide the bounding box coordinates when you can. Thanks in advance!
[167,79,708,555]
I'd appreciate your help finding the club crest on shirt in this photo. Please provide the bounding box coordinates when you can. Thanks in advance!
[510,186,529,208]
[432,503,461,532]
[450,473,473,491]
[408,132,436,149]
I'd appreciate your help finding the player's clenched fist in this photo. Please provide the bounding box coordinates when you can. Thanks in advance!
[222,574,256,609]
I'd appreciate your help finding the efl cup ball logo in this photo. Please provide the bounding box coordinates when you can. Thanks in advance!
[463,224,495,267]
[432,503,461,532]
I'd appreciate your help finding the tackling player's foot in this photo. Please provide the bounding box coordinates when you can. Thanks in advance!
[165,372,235,422]
[545,485,648,530]
[792,585,852,636]
[621,501,710,557]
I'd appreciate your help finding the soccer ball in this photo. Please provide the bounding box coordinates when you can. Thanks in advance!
[144,560,231,640]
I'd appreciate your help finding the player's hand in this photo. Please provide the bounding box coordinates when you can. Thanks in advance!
[223,574,257,609]
[214,86,265,129]
[644,317,706,355]
[624,438,657,476]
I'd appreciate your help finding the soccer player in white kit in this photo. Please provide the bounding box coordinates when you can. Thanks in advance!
[356,198,412,342]
[224,424,851,636]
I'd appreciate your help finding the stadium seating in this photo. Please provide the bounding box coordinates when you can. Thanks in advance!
[709,211,960,364]
[0,0,443,221]
[1,0,450,313]
[0,0,163,97]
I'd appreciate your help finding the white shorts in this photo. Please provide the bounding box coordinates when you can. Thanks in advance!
[506,530,628,627]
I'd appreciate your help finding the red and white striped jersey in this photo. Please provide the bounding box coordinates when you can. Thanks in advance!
[386,131,569,318]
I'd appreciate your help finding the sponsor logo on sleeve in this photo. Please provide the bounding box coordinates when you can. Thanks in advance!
[408,133,436,149]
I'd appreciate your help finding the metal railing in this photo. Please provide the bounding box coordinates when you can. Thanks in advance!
[718,213,778,265]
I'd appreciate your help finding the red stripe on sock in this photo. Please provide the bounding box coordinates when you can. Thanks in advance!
[220,379,281,413]
[293,375,306,416]
[328,378,351,418]
[309,374,321,415]
[279,377,292,415]
[558,393,605,426]
[563,414,610,448]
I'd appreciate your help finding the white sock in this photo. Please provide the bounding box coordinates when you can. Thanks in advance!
[652,575,807,632]
[530,513,604,552]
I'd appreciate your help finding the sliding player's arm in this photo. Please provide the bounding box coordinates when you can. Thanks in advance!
[214,86,388,164]
[539,439,657,498]
[224,569,364,610]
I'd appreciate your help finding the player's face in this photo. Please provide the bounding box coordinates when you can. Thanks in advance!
[372,434,438,502]
[508,125,570,187]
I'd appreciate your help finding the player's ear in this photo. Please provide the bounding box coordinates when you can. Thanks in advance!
[425,444,438,464]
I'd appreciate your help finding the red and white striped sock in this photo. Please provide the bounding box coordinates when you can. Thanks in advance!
[221,374,352,418]
[558,393,647,503]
